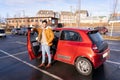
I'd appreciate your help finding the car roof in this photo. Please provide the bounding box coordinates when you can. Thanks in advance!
[53,27,97,33]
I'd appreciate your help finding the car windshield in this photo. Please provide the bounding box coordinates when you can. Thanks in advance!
[88,31,103,43]
[16,28,20,30]
[0,30,5,33]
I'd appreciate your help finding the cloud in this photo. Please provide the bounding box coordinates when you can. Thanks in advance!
[4,0,34,5]
[3,0,58,5]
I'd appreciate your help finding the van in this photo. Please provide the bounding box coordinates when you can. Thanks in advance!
[0,28,6,38]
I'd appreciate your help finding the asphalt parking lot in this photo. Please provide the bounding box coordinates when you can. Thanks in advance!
[0,34,120,80]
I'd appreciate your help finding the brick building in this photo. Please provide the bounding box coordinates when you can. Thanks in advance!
[60,10,89,27]
[7,17,58,28]
[7,10,58,28]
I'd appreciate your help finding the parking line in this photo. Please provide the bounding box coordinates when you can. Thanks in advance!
[106,60,120,65]
[15,41,26,45]
[0,49,63,80]
[110,49,120,52]
[0,51,27,59]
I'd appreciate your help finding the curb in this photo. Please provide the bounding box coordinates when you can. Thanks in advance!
[103,35,120,41]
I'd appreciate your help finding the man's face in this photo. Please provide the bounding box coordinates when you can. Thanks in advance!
[42,22,47,28]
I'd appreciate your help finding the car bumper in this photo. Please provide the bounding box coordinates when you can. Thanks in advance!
[92,48,110,68]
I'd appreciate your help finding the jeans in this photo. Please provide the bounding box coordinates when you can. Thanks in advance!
[41,43,51,64]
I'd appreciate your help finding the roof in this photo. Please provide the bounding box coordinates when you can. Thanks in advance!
[61,11,74,15]
[53,27,94,33]
[37,10,54,14]
[75,10,88,14]
[7,17,58,20]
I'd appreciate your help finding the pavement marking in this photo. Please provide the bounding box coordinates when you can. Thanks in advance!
[110,49,120,52]
[108,43,119,45]
[0,51,27,59]
[0,49,63,80]
[15,41,26,45]
[106,60,120,65]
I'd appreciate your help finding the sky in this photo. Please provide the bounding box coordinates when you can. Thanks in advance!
[0,0,120,18]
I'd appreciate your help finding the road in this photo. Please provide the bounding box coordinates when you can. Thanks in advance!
[0,35,120,80]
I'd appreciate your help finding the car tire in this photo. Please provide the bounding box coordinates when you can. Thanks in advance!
[75,57,93,76]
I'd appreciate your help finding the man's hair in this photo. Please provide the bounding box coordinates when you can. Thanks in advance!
[42,20,47,24]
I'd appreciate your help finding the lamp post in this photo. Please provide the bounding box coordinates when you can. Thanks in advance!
[78,0,81,27]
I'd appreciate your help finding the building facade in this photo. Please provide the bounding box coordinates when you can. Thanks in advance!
[6,9,120,29]
[36,10,55,17]
[60,10,110,27]
[6,10,59,28]
[7,17,58,28]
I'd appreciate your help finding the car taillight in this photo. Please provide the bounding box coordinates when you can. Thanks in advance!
[92,44,99,53]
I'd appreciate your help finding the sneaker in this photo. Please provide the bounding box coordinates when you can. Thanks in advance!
[46,64,51,68]
[38,63,45,67]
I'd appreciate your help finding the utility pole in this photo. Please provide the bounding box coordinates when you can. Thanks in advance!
[6,13,9,29]
[70,6,72,27]
[110,0,118,36]
[78,0,81,27]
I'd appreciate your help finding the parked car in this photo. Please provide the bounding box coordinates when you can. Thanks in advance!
[11,28,21,35]
[94,26,108,34]
[27,28,110,76]
[0,28,6,38]
[19,27,28,35]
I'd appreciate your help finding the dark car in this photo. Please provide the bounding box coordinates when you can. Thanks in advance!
[94,27,108,34]
[11,28,21,35]
[27,28,110,76]
[19,27,28,35]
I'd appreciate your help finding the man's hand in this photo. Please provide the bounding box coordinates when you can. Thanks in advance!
[36,37,39,42]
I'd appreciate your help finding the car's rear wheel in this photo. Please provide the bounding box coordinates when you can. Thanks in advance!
[75,57,93,76]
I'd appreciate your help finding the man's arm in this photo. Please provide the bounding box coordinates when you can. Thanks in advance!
[48,29,54,43]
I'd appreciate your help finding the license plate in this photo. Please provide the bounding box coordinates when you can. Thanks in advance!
[103,52,108,58]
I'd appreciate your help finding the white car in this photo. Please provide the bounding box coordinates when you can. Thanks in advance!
[0,28,6,38]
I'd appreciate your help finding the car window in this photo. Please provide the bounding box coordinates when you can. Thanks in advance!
[0,30,5,33]
[60,30,81,41]
[88,31,103,43]
[30,31,38,42]
[53,30,60,38]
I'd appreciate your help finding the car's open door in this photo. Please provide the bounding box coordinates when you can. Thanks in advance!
[27,29,41,60]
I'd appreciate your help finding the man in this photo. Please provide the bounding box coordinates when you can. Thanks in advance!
[33,20,54,68]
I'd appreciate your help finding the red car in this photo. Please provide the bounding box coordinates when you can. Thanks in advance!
[27,28,110,76]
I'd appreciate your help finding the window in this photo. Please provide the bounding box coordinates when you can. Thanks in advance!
[9,21,11,23]
[54,30,61,38]
[31,19,34,22]
[27,20,30,22]
[40,19,42,22]
[88,31,103,44]
[19,20,21,23]
[35,20,38,22]
[60,30,81,41]
[12,20,14,23]
[23,20,25,22]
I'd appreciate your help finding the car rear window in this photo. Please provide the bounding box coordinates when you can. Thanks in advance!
[0,30,5,33]
[88,31,103,43]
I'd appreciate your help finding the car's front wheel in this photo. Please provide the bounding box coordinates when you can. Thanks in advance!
[75,57,93,76]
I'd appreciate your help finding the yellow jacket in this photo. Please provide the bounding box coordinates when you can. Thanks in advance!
[33,27,54,46]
